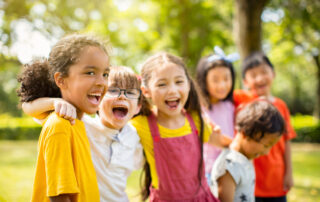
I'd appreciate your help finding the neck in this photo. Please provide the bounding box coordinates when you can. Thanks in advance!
[210,96,219,104]
[230,134,241,152]
[156,110,185,129]
[76,110,83,120]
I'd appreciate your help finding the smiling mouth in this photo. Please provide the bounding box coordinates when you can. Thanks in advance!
[88,93,102,105]
[112,106,128,119]
[165,99,180,109]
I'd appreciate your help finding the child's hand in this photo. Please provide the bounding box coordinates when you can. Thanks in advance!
[53,99,77,125]
[283,171,294,191]
[211,123,221,136]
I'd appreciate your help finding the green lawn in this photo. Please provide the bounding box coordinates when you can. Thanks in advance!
[0,141,319,202]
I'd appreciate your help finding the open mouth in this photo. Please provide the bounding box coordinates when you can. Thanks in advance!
[165,99,180,110]
[88,93,102,105]
[112,106,128,119]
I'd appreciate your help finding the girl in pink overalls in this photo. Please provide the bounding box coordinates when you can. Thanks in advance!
[130,52,231,201]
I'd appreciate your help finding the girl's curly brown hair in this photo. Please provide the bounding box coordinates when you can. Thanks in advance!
[17,34,110,103]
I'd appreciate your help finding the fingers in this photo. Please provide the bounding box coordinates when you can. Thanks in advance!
[53,100,77,125]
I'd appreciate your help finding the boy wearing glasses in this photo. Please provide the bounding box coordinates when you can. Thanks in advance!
[22,66,144,202]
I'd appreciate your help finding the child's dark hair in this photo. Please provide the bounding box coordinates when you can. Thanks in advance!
[108,66,142,105]
[242,51,274,78]
[139,52,205,200]
[196,56,236,108]
[236,100,285,141]
[17,34,109,102]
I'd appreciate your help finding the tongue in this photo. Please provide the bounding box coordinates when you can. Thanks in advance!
[88,96,99,105]
[114,109,127,118]
[167,101,178,108]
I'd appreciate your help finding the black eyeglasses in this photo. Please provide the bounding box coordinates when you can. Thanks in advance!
[105,87,141,99]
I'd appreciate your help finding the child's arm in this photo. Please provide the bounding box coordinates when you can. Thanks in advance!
[207,124,232,148]
[22,97,77,125]
[217,171,236,202]
[283,140,294,191]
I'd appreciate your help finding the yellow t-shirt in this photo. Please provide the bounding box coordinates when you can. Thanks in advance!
[31,113,100,202]
[129,112,212,188]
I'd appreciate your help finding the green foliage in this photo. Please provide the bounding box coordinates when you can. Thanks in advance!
[0,114,41,140]
[264,0,320,115]
[294,125,320,143]
[1,0,319,116]
[290,115,320,143]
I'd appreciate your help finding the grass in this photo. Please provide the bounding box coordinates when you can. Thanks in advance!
[0,141,319,202]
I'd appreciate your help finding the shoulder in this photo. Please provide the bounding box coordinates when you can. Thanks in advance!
[272,97,291,117]
[233,89,254,108]
[273,97,288,109]
[44,113,72,130]
[130,115,148,128]
[122,123,140,142]
[221,100,235,110]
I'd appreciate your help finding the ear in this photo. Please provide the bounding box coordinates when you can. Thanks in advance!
[54,72,67,89]
[141,85,151,98]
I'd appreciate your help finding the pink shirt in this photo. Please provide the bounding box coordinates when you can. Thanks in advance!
[203,100,235,174]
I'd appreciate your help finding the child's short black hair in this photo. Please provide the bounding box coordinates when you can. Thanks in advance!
[242,51,274,78]
[236,100,285,141]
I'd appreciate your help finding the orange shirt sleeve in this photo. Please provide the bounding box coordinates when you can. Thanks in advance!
[273,98,296,140]
[233,89,255,109]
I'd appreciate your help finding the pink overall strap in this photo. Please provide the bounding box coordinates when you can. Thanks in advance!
[147,112,161,142]
[185,112,199,136]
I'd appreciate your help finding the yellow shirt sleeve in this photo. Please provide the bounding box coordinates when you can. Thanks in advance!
[44,133,79,196]
[32,113,99,202]
[130,112,212,189]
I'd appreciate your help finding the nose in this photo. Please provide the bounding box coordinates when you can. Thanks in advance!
[255,74,264,83]
[118,90,126,99]
[96,74,107,86]
[167,83,178,94]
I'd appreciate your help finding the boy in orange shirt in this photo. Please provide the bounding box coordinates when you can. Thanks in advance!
[234,52,296,202]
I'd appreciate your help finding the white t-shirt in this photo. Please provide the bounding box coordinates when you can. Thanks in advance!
[211,149,255,202]
[83,115,144,202]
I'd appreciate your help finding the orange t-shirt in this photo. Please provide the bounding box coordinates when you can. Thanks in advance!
[233,89,296,197]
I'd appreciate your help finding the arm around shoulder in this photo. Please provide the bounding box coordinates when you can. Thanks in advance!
[22,97,76,124]
[22,97,57,119]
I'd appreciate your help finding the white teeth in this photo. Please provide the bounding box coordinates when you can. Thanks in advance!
[89,93,101,96]
[167,98,179,101]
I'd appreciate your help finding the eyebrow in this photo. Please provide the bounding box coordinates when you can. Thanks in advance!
[84,66,110,71]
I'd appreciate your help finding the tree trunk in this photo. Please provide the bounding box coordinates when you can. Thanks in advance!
[313,54,320,119]
[178,0,190,60]
[234,0,269,60]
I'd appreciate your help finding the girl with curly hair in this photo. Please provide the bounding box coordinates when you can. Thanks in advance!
[17,34,110,202]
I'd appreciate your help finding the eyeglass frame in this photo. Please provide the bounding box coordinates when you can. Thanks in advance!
[105,87,141,99]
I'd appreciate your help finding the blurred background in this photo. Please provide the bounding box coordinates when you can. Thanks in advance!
[0,0,319,201]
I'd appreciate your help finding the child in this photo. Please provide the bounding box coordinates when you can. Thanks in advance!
[196,46,238,184]
[17,34,110,201]
[211,100,285,202]
[130,52,231,201]
[233,52,296,202]
[22,66,144,202]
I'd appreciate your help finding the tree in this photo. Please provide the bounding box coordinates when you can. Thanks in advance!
[234,0,269,59]
[267,0,320,118]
